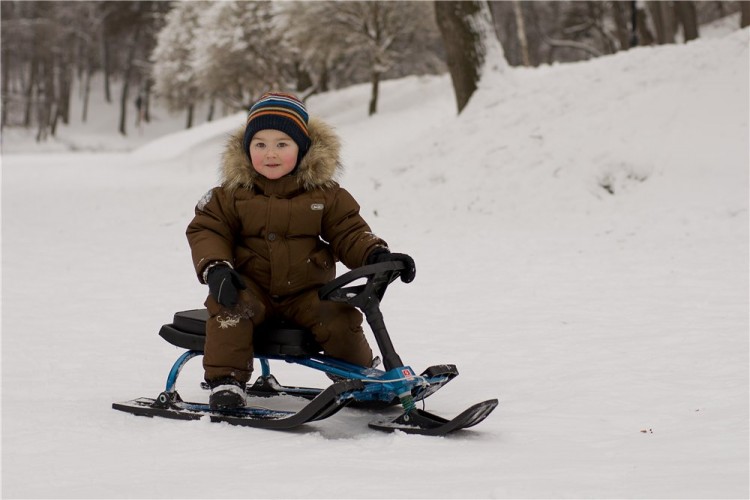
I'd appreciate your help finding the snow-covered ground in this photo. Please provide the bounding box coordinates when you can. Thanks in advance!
[2,26,748,499]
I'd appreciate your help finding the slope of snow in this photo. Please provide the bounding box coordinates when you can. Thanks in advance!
[2,29,748,499]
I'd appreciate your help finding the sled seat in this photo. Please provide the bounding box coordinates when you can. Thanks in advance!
[158,309,323,357]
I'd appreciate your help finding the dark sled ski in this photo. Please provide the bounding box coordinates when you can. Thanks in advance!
[112,379,364,430]
[368,398,498,436]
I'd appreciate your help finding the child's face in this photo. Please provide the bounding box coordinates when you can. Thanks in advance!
[249,129,299,180]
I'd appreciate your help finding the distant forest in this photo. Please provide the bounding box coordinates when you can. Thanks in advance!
[2,1,747,141]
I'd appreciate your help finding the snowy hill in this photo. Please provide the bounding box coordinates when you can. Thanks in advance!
[2,29,748,498]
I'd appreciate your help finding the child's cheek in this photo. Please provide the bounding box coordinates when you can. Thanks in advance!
[249,150,262,167]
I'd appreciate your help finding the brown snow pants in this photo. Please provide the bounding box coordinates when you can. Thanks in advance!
[202,276,373,383]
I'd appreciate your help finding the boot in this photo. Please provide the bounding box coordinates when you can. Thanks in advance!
[208,377,247,410]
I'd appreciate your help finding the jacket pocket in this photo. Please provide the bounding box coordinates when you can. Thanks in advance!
[309,246,334,271]
[288,247,335,292]
[309,247,336,286]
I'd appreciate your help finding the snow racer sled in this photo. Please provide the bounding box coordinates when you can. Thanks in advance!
[113,261,498,435]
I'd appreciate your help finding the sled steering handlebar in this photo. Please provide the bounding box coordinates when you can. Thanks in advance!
[318,261,404,308]
[318,261,406,370]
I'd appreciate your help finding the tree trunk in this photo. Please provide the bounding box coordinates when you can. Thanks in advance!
[674,1,698,42]
[101,35,112,103]
[82,62,92,123]
[119,26,142,136]
[81,39,95,122]
[587,1,618,54]
[50,99,60,137]
[635,2,655,46]
[741,2,750,28]
[295,62,313,93]
[119,15,143,135]
[1,43,10,129]
[36,57,54,142]
[119,84,131,136]
[648,1,675,44]
[512,0,530,66]
[186,103,194,129]
[24,58,38,127]
[143,84,151,123]
[629,0,639,47]
[435,0,503,114]
[368,71,380,116]
[57,52,73,125]
[319,63,329,93]
[611,1,631,50]
[207,98,215,122]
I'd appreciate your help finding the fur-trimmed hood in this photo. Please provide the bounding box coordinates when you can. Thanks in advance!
[220,117,343,192]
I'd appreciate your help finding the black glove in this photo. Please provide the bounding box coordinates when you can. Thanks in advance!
[206,265,247,307]
[366,248,416,283]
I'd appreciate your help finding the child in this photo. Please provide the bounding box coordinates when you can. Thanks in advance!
[186,92,416,410]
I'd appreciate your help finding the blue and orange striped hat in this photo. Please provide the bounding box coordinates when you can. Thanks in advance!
[243,92,311,162]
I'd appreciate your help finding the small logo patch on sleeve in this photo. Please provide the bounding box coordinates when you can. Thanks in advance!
[310,203,324,211]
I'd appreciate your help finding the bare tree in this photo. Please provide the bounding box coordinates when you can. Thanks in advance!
[435,0,506,114]
[289,1,436,115]
[512,0,531,66]
[118,23,142,135]
[740,1,750,28]
[648,1,676,44]
[674,1,699,42]
[76,4,103,123]
[347,1,428,115]
[492,1,632,67]
[1,1,69,140]
[2,0,168,138]
[611,1,633,50]
[151,2,205,128]
[283,2,352,96]
[98,2,166,136]
[635,1,656,46]
[284,1,442,110]
[192,1,283,111]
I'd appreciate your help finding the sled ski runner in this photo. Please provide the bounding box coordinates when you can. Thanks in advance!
[112,382,497,435]
[112,262,498,435]
[113,380,364,429]
[369,399,499,436]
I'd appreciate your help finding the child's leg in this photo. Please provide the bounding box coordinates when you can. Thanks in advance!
[283,289,373,367]
[203,279,270,383]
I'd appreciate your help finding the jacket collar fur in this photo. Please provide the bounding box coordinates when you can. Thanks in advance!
[220,117,343,193]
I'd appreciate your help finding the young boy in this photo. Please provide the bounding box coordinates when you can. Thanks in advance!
[186,92,416,410]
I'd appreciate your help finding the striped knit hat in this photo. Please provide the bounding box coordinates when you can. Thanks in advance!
[243,92,311,163]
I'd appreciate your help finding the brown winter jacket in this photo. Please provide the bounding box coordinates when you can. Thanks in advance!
[186,118,387,297]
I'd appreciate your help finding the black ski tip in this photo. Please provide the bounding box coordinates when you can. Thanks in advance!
[368,398,498,436]
[112,381,366,430]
